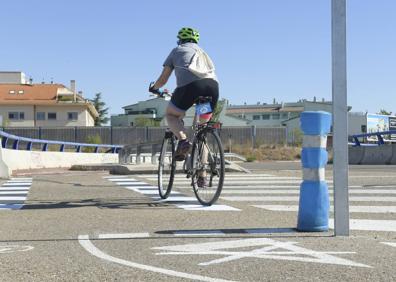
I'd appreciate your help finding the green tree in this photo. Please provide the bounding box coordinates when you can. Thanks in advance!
[90,92,109,126]
[377,109,392,115]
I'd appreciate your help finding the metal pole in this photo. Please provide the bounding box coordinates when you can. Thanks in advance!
[332,0,349,236]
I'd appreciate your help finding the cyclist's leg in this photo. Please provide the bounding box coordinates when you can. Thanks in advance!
[165,104,186,140]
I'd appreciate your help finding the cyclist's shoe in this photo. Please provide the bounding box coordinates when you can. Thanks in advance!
[175,139,191,161]
[197,176,208,188]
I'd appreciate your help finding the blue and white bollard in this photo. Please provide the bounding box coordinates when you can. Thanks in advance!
[297,111,332,232]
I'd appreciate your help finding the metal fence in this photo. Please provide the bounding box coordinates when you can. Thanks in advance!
[0,126,287,147]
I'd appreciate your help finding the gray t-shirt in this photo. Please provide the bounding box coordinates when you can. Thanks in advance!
[163,42,217,88]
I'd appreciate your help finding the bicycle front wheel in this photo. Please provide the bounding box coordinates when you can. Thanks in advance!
[191,129,225,206]
[158,135,176,199]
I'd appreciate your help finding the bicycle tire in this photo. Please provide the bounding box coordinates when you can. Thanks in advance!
[158,135,176,199]
[191,129,225,206]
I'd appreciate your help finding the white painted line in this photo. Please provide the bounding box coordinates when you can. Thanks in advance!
[141,190,180,195]
[173,230,225,236]
[78,235,233,282]
[0,196,26,203]
[222,196,396,202]
[380,242,396,248]
[0,191,28,195]
[115,182,148,186]
[0,204,24,210]
[140,174,274,178]
[125,186,157,190]
[253,205,396,213]
[0,187,30,191]
[173,180,309,185]
[10,178,32,181]
[107,178,138,182]
[176,204,240,211]
[98,233,150,239]
[221,189,396,195]
[153,196,197,202]
[2,183,32,186]
[6,180,32,183]
[103,176,128,179]
[329,219,396,232]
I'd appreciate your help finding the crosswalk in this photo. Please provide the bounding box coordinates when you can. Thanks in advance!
[138,173,396,233]
[103,176,240,211]
[0,178,33,210]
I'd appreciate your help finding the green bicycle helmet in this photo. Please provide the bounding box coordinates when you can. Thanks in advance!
[177,27,200,43]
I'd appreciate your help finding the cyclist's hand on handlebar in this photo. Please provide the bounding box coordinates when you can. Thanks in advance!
[149,82,169,97]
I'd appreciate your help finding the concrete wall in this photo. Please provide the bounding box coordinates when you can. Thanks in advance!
[0,146,118,178]
[349,144,396,165]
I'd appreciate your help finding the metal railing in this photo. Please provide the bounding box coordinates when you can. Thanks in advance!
[0,130,123,153]
[350,130,396,147]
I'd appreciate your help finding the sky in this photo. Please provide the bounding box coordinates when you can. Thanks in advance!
[1,0,395,116]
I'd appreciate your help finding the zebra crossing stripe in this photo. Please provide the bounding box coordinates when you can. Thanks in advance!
[253,205,396,213]
[221,196,396,202]
[173,230,225,236]
[329,219,396,232]
[98,233,150,239]
[221,189,396,194]
[104,176,239,212]
[380,242,396,248]
[0,178,32,209]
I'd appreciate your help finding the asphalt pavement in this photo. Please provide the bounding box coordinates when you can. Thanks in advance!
[0,163,395,281]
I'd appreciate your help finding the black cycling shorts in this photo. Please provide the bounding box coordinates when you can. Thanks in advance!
[170,78,219,112]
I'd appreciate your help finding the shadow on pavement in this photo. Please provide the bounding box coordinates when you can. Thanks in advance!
[21,198,177,210]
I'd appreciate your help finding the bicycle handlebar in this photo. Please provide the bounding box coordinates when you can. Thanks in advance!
[148,82,171,98]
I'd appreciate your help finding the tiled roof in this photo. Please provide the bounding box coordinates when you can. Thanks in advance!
[0,83,98,118]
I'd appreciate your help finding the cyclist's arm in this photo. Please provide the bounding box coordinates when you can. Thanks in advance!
[152,66,173,90]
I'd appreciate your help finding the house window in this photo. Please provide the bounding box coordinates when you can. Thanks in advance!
[281,113,288,119]
[18,90,24,94]
[8,112,19,120]
[9,90,15,94]
[48,112,57,120]
[68,112,78,121]
[272,113,280,120]
[37,112,45,120]
[262,114,270,120]
[361,125,367,133]
[253,115,260,120]
[19,112,25,120]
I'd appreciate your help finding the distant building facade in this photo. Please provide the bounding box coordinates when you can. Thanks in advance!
[0,72,98,127]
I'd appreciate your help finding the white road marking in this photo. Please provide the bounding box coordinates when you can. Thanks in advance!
[98,233,150,239]
[78,235,234,282]
[176,204,240,211]
[221,196,396,202]
[115,182,149,186]
[107,178,137,181]
[0,245,34,254]
[10,178,32,181]
[245,228,296,234]
[221,189,396,194]
[2,183,32,187]
[380,242,396,248]
[329,219,396,232]
[0,191,28,195]
[0,196,27,203]
[153,238,370,268]
[152,196,198,202]
[0,187,30,191]
[253,205,396,213]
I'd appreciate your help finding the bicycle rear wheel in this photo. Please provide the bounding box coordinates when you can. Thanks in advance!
[158,134,176,199]
[191,129,225,206]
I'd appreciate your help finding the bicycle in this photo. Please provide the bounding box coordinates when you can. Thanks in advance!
[150,85,225,206]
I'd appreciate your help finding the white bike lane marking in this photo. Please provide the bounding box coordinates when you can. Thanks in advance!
[78,235,234,282]
[380,242,396,248]
[78,232,371,281]
[0,177,33,209]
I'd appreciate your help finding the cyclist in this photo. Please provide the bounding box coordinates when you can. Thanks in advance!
[149,27,219,166]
